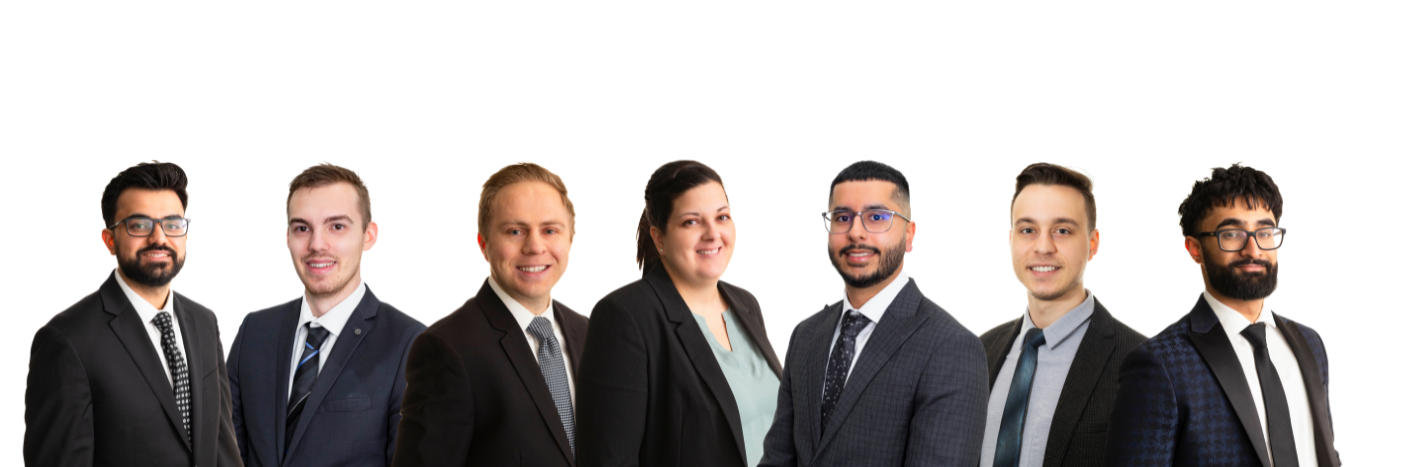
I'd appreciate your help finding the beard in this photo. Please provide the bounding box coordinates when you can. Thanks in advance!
[828,239,906,289]
[116,244,184,287]
[1030,277,1082,302]
[1204,251,1278,301]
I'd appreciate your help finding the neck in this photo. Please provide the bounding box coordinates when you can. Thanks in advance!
[117,269,171,309]
[665,265,723,317]
[1026,285,1087,329]
[845,264,904,310]
[491,275,551,316]
[306,275,362,318]
[1205,286,1264,323]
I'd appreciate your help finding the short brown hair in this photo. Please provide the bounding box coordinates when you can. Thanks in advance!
[1012,162,1097,230]
[287,164,372,228]
[479,163,576,239]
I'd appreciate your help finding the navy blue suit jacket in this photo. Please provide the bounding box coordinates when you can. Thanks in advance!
[227,287,425,467]
[1105,295,1340,467]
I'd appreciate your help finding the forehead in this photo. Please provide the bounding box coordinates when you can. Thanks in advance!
[671,182,728,214]
[490,181,570,223]
[1012,184,1088,223]
[289,182,362,220]
[829,179,900,208]
[1199,199,1276,230]
[115,188,184,218]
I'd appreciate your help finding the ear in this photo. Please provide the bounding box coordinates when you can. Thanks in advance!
[362,222,379,251]
[101,228,117,255]
[650,226,664,253]
[904,220,916,252]
[477,232,488,257]
[1184,236,1204,264]
[1087,229,1100,260]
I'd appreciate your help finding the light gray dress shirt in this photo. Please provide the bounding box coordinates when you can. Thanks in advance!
[980,291,1096,467]
[827,269,909,383]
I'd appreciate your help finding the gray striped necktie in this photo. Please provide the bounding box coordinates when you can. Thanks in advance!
[526,316,574,453]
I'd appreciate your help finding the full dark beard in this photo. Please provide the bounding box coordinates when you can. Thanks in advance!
[1204,252,1278,301]
[829,239,905,289]
[117,244,184,287]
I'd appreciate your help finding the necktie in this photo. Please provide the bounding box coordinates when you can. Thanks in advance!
[152,311,191,443]
[1242,322,1299,467]
[821,309,871,434]
[527,316,575,453]
[993,327,1046,467]
[287,324,330,450]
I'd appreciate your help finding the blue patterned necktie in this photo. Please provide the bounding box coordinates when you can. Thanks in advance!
[152,311,191,443]
[287,324,330,449]
[528,316,575,453]
[1242,322,1299,467]
[821,309,871,434]
[993,327,1045,467]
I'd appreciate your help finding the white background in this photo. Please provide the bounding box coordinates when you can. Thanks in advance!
[3,2,1397,464]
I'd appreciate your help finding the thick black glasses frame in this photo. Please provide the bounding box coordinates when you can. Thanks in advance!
[109,215,192,237]
[1194,227,1286,252]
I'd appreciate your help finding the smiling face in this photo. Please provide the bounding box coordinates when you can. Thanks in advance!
[480,181,573,310]
[827,180,914,289]
[103,188,187,287]
[1010,184,1099,302]
[1188,199,1279,301]
[287,182,376,299]
[652,181,734,286]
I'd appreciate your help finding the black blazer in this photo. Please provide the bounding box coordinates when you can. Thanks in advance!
[393,279,590,467]
[979,297,1147,467]
[574,266,783,467]
[25,272,242,467]
[227,287,425,467]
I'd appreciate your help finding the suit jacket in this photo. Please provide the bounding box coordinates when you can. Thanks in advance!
[25,272,242,467]
[574,266,783,467]
[227,287,425,467]
[979,297,1147,467]
[1105,295,1341,467]
[759,279,988,467]
[393,279,589,467]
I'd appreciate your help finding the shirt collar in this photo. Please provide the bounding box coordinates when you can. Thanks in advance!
[297,279,367,336]
[113,269,173,324]
[840,268,910,324]
[1202,290,1276,335]
[488,276,556,332]
[1020,290,1096,350]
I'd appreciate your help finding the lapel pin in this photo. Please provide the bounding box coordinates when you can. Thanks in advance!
[354,328,362,335]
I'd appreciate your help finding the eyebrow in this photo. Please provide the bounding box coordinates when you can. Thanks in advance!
[1213,217,1275,229]
[830,203,889,212]
[288,215,355,226]
[498,219,567,227]
[122,213,183,221]
[678,205,731,217]
[1014,217,1081,226]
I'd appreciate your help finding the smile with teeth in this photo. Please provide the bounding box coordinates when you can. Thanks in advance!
[1030,266,1059,272]
[518,265,548,273]
[697,248,720,255]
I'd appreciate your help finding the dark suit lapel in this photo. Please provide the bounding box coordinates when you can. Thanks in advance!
[1277,315,1341,467]
[100,275,192,452]
[285,288,380,460]
[172,293,205,455]
[803,303,841,457]
[1042,299,1116,467]
[554,303,586,377]
[1183,295,1271,466]
[986,319,1022,389]
[720,283,782,377]
[480,281,577,467]
[273,300,299,463]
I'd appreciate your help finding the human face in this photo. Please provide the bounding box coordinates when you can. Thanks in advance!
[827,180,915,289]
[651,181,734,286]
[1187,199,1279,301]
[1010,184,1099,302]
[103,189,187,287]
[479,181,572,310]
[287,182,377,299]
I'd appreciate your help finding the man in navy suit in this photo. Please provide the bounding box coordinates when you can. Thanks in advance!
[1106,164,1340,466]
[227,164,425,467]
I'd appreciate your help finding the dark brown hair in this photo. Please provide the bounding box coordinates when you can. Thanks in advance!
[830,160,911,214]
[637,160,724,274]
[1178,163,1282,237]
[288,163,372,228]
[479,163,576,239]
[1012,163,1097,230]
[102,161,189,227]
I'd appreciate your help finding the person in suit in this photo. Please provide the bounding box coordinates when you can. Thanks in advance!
[978,163,1147,467]
[760,160,988,467]
[25,161,242,467]
[394,163,589,467]
[226,164,425,467]
[1106,164,1341,467]
[574,160,784,467]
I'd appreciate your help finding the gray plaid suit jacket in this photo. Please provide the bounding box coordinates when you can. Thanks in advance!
[759,279,988,467]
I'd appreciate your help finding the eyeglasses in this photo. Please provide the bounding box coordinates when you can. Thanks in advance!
[1195,227,1285,252]
[109,216,191,237]
[822,209,911,234]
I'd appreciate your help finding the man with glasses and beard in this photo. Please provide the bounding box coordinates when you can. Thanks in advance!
[1106,164,1340,467]
[760,161,987,467]
[25,162,241,467]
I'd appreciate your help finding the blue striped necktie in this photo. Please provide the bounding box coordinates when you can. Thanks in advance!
[287,324,330,449]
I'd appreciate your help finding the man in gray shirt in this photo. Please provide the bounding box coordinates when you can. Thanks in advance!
[979,163,1147,467]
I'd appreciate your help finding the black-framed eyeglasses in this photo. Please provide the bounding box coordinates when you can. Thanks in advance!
[109,216,191,237]
[822,209,911,234]
[1195,227,1285,252]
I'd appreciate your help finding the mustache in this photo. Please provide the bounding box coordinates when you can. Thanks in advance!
[1228,258,1273,272]
[300,254,338,263]
[839,244,883,256]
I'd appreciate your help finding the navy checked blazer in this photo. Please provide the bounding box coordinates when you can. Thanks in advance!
[759,279,989,467]
[1105,295,1340,467]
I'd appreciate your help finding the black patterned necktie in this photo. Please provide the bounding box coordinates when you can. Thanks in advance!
[1242,322,1299,467]
[993,327,1045,467]
[821,309,871,434]
[528,317,575,453]
[151,311,192,443]
[287,324,330,449]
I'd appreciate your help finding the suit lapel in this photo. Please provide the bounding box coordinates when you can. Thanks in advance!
[480,281,577,467]
[1183,295,1271,466]
[554,303,586,377]
[284,288,380,461]
[271,299,299,463]
[721,283,783,377]
[1042,299,1116,467]
[100,275,192,452]
[1277,315,1341,467]
[172,293,205,456]
[986,319,1022,389]
[802,303,841,459]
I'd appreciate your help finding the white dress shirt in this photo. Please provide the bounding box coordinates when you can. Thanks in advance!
[287,280,367,399]
[489,276,576,403]
[828,270,910,383]
[114,270,185,388]
[1203,291,1317,467]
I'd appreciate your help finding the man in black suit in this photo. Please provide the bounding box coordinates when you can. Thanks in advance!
[394,163,589,467]
[227,164,425,467]
[761,161,988,467]
[25,161,241,467]
[978,163,1146,467]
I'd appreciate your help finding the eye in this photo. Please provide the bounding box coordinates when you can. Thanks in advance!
[682,219,697,226]
[1056,228,1072,235]
[332,223,346,231]
[508,228,523,236]
[836,214,853,223]
[869,213,888,222]
[545,228,559,235]
[1221,231,1244,239]
[1018,227,1034,234]
[293,225,309,233]
[717,214,731,221]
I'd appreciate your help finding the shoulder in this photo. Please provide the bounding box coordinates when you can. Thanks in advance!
[553,300,589,325]
[422,296,484,338]
[173,292,218,326]
[593,277,662,320]
[42,290,106,335]
[718,281,759,306]
[915,297,980,344]
[373,300,428,335]
[979,317,1020,349]
[1275,313,1327,362]
[1133,315,1194,360]
[240,298,300,326]
[1091,305,1149,347]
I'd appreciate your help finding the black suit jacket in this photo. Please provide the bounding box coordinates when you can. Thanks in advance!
[227,287,425,467]
[979,297,1147,467]
[574,266,783,467]
[393,279,589,467]
[25,272,242,467]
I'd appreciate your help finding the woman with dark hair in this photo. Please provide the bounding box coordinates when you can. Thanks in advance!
[574,160,782,467]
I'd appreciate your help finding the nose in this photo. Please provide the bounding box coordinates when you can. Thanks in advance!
[147,223,169,245]
[1034,230,1056,255]
[522,230,547,255]
[307,229,329,253]
[846,217,868,242]
[1239,233,1266,259]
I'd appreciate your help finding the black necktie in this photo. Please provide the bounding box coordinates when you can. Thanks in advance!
[527,317,575,453]
[1242,322,1299,467]
[993,327,1045,467]
[821,309,870,433]
[152,311,191,443]
[287,324,330,449]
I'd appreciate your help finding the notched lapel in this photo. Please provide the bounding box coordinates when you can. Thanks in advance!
[285,289,381,460]
[1042,299,1116,467]
[802,303,842,458]
[171,294,205,453]
[1277,316,1341,467]
[1184,296,1271,466]
[100,276,192,452]
[987,319,1022,389]
[274,300,299,462]
[721,284,783,377]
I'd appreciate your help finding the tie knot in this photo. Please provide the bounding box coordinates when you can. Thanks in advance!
[1023,327,1046,349]
[152,311,175,332]
[840,310,870,336]
[1241,322,1268,349]
[306,324,331,348]
[527,316,555,342]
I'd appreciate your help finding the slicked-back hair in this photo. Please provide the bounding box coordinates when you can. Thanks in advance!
[1012,163,1097,230]
[637,160,725,274]
[288,164,372,229]
[479,163,576,240]
[102,161,189,227]
[829,160,911,214]
[1178,163,1283,237]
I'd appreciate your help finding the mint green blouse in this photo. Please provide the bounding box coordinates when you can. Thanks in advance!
[692,310,781,467]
